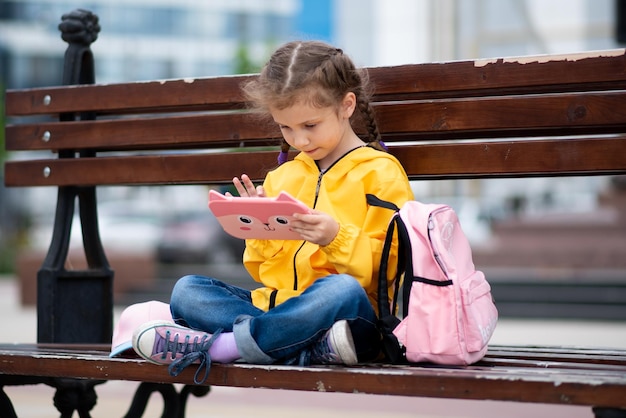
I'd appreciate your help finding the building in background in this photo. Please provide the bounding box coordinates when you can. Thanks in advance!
[0,0,304,87]
[335,0,617,66]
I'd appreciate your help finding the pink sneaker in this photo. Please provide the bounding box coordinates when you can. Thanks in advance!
[132,320,220,384]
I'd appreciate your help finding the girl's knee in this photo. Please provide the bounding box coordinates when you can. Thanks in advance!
[323,274,367,302]
[171,275,210,305]
[335,274,364,292]
[171,274,194,295]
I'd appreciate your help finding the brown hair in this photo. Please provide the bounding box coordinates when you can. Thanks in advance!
[241,41,385,159]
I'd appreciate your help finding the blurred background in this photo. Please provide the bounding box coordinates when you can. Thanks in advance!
[2,2,626,417]
[1,0,626,319]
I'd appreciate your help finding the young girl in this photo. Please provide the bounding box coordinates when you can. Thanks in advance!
[132,40,413,382]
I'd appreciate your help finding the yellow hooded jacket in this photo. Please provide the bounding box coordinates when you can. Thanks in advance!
[244,146,414,313]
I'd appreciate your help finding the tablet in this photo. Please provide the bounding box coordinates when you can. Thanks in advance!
[208,190,312,240]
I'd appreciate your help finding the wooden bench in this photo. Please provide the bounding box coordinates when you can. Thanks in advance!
[2,9,626,418]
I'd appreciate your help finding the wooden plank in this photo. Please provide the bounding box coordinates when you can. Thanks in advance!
[369,49,626,101]
[4,75,252,117]
[375,91,626,138]
[6,49,626,117]
[4,137,626,187]
[0,346,625,407]
[7,92,626,152]
[395,137,626,179]
[9,343,626,365]
[490,345,626,358]
[3,151,282,187]
[480,356,626,371]
[5,112,281,152]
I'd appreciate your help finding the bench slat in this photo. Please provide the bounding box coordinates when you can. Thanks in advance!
[485,348,626,366]
[6,50,626,117]
[4,76,250,117]
[4,151,282,187]
[0,345,624,408]
[6,92,626,152]
[369,49,626,101]
[397,137,626,179]
[5,113,280,152]
[376,91,626,139]
[5,137,625,187]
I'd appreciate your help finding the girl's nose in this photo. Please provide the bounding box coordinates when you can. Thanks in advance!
[292,131,310,148]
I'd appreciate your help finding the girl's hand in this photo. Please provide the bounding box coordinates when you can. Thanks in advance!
[291,211,339,246]
[230,174,266,197]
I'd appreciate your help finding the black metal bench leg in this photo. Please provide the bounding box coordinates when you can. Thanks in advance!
[123,382,179,418]
[123,383,211,418]
[593,407,626,418]
[0,387,18,418]
[179,385,211,418]
[49,378,104,418]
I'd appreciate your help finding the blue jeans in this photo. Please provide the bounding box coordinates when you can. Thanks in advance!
[169,274,380,364]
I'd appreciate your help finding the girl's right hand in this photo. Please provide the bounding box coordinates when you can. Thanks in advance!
[231,174,266,197]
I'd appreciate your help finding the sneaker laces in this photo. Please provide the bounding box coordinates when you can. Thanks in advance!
[309,336,338,365]
[163,328,224,384]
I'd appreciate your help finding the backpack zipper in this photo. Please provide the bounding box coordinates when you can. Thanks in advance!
[428,210,450,278]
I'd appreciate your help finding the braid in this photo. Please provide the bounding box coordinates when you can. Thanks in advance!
[278,140,290,165]
[357,98,384,150]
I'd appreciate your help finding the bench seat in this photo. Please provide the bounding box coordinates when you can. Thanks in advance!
[1,344,625,408]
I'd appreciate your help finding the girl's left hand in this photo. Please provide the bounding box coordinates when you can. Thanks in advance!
[291,211,339,246]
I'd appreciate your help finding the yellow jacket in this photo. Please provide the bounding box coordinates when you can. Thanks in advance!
[244,146,414,313]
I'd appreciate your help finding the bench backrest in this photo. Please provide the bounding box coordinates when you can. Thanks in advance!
[6,49,626,188]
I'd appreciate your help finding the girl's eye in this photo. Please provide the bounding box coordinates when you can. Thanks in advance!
[305,124,316,129]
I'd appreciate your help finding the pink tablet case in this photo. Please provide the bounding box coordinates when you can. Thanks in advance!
[208,190,311,240]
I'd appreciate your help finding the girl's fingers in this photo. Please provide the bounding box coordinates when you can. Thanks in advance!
[233,174,260,197]
[232,177,247,196]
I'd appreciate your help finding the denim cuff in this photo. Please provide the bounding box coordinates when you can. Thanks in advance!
[233,315,275,364]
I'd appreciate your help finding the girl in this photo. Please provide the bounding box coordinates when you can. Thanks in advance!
[132,40,413,382]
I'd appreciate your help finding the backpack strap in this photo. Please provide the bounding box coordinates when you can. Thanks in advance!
[366,194,400,315]
[366,194,406,363]
[366,194,400,212]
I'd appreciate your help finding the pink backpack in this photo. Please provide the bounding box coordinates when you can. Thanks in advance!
[367,194,498,365]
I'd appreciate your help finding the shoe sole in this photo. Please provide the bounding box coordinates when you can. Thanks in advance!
[329,320,358,365]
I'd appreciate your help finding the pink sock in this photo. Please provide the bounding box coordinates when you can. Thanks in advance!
[208,332,241,363]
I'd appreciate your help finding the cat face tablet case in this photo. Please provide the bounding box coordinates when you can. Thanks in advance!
[208,190,311,240]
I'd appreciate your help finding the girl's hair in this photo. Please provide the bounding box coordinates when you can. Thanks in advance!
[241,40,386,163]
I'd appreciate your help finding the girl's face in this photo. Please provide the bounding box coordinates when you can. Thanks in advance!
[270,92,362,170]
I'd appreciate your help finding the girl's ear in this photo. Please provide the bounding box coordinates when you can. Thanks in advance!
[341,92,357,119]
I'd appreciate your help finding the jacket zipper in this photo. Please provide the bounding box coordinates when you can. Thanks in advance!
[290,147,360,295]
[292,170,324,291]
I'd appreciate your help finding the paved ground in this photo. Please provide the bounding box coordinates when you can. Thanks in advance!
[2,276,626,418]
